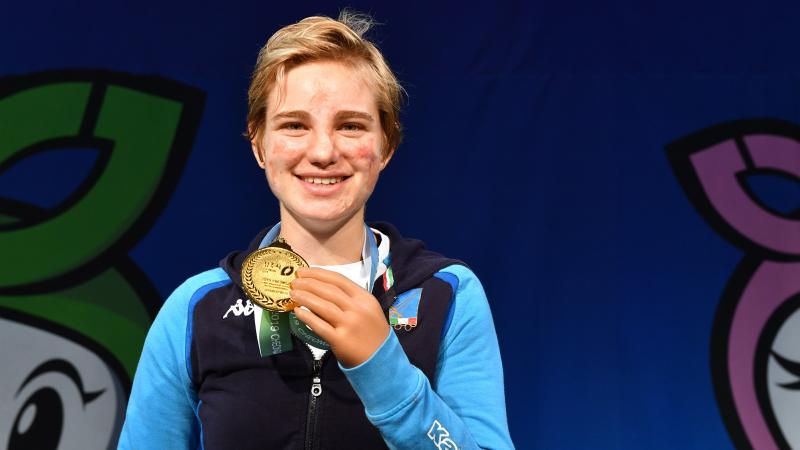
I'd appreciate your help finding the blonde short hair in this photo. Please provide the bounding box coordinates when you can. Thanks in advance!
[247,10,403,158]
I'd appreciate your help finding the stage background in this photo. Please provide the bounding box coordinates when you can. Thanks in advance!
[1,1,799,449]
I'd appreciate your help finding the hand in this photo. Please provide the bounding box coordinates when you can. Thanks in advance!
[290,267,390,368]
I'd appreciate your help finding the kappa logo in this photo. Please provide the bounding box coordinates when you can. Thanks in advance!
[222,298,255,319]
[427,419,459,450]
[389,288,422,331]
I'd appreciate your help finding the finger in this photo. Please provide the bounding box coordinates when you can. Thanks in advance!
[296,267,363,297]
[291,277,351,310]
[292,306,336,340]
[291,288,344,325]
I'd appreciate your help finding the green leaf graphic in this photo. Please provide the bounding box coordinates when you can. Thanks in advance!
[0,84,183,287]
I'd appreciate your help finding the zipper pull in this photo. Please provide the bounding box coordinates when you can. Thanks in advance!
[311,376,322,396]
[311,359,322,396]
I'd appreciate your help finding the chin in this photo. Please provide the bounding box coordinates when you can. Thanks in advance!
[288,206,360,229]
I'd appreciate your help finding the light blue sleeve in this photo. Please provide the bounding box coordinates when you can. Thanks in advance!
[341,264,514,450]
[118,269,230,450]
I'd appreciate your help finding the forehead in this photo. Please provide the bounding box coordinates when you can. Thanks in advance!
[267,60,379,116]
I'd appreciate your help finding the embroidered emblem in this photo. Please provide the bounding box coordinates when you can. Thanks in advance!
[428,419,459,450]
[223,298,254,319]
[383,265,395,291]
[389,288,422,331]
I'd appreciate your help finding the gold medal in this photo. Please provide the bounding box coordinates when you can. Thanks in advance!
[241,238,308,312]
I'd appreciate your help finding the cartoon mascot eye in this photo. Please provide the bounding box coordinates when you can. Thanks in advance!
[772,351,800,390]
[8,359,104,450]
[10,387,63,450]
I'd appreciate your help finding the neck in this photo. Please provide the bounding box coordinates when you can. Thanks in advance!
[278,208,365,265]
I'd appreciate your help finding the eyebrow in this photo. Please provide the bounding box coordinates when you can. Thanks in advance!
[334,110,375,122]
[269,110,375,122]
[270,110,310,121]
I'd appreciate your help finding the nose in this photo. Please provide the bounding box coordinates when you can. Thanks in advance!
[308,130,338,168]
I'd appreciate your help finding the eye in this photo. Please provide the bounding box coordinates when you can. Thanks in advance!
[772,351,800,390]
[9,359,104,450]
[339,122,366,135]
[10,387,63,449]
[280,122,307,131]
[1,316,127,449]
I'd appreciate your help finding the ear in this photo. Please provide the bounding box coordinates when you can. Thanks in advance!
[249,128,266,169]
[379,146,394,171]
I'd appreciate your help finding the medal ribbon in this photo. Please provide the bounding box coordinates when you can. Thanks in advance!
[254,223,379,356]
[258,308,293,356]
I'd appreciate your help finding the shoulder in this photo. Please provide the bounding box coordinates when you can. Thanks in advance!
[151,268,232,333]
[434,264,483,295]
[140,268,233,376]
[161,268,231,311]
[176,267,231,297]
[435,264,493,347]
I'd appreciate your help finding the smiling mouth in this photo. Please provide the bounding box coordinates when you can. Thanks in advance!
[300,176,347,185]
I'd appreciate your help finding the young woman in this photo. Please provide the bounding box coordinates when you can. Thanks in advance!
[119,12,513,450]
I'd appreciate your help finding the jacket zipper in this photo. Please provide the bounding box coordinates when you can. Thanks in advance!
[305,356,324,450]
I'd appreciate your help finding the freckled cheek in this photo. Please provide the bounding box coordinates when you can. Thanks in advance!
[341,138,381,166]
[264,138,306,172]
[346,141,383,195]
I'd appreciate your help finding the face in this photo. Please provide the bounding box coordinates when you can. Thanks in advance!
[0,317,125,449]
[252,60,390,232]
[767,304,800,448]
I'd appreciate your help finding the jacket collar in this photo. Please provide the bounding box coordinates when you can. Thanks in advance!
[220,221,464,310]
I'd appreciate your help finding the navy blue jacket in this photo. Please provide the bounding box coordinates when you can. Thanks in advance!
[119,222,514,449]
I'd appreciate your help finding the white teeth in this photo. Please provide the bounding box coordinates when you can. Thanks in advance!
[302,177,343,185]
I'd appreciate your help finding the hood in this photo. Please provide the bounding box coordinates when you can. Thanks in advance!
[369,222,463,299]
[220,227,271,288]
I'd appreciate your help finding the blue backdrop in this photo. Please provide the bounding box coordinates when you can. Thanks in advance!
[1,1,799,449]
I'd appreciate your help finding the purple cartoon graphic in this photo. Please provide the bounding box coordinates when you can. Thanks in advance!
[668,119,800,450]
